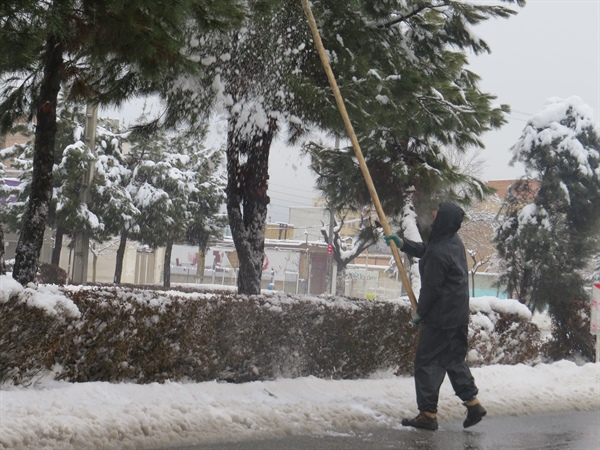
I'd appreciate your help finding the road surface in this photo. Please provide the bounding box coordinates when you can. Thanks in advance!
[166,410,599,450]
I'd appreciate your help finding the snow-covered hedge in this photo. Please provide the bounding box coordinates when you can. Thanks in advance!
[0,278,542,385]
[469,297,541,365]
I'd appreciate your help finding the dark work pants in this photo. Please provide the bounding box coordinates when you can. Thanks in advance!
[414,323,478,413]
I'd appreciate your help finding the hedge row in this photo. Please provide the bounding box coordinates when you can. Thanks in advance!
[0,283,541,385]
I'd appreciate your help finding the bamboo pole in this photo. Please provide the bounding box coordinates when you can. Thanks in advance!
[300,0,418,310]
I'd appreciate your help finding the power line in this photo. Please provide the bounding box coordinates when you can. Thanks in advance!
[269,181,317,194]
[269,188,316,201]
[510,109,534,117]
[506,115,529,123]
[269,201,316,210]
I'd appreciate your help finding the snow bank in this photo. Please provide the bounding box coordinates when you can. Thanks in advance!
[0,361,597,449]
[0,275,80,318]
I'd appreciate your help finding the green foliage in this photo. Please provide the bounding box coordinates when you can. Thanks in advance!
[469,311,542,366]
[543,298,595,362]
[0,290,72,385]
[302,0,513,233]
[89,118,139,241]
[0,0,245,285]
[496,98,600,313]
[0,0,245,130]
[495,97,600,361]
[126,125,225,249]
[165,0,519,293]
[0,127,33,231]
[37,263,68,285]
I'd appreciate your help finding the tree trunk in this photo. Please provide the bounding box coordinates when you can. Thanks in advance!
[92,252,98,283]
[163,240,172,288]
[226,116,275,295]
[12,36,63,286]
[335,264,346,296]
[197,243,206,283]
[114,231,128,284]
[51,226,66,265]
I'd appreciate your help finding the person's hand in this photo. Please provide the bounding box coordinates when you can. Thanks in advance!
[384,235,403,249]
[411,310,422,325]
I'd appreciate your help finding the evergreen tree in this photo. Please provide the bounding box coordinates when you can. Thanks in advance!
[125,125,224,287]
[54,112,137,276]
[49,98,87,265]
[495,96,600,361]
[302,0,518,281]
[168,0,523,294]
[0,123,35,232]
[184,146,227,284]
[1,102,136,274]
[0,0,244,285]
[91,118,138,246]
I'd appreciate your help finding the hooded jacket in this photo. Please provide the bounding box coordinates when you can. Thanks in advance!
[400,202,470,328]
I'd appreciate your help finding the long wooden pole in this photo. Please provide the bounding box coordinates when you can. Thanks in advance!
[300,0,418,310]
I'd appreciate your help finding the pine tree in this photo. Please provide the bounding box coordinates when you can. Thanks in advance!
[125,125,224,287]
[0,123,35,232]
[495,96,600,361]
[303,0,517,281]
[167,0,523,294]
[1,101,136,272]
[91,117,138,246]
[49,98,88,265]
[0,0,244,285]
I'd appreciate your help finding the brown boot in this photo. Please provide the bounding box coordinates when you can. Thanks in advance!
[401,411,438,431]
[463,398,487,428]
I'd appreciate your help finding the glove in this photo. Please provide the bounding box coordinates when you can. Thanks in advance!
[411,310,423,325]
[384,235,403,249]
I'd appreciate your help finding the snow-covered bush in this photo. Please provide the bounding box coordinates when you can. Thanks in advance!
[0,278,80,384]
[1,280,543,385]
[468,297,542,366]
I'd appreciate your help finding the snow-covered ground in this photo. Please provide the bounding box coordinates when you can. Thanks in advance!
[1,361,598,449]
[1,277,598,449]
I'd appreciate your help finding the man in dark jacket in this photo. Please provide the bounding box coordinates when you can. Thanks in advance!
[385,202,486,431]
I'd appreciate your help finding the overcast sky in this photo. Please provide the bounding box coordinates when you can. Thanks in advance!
[467,0,600,180]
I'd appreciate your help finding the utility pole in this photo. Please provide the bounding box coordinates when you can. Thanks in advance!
[325,208,335,294]
[71,104,97,285]
[325,136,339,295]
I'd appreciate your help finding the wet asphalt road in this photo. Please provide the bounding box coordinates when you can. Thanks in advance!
[167,410,599,450]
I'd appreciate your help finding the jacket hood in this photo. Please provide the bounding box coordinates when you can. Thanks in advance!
[428,202,464,243]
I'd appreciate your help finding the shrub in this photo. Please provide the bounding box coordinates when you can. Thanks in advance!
[0,284,542,385]
[543,298,595,363]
